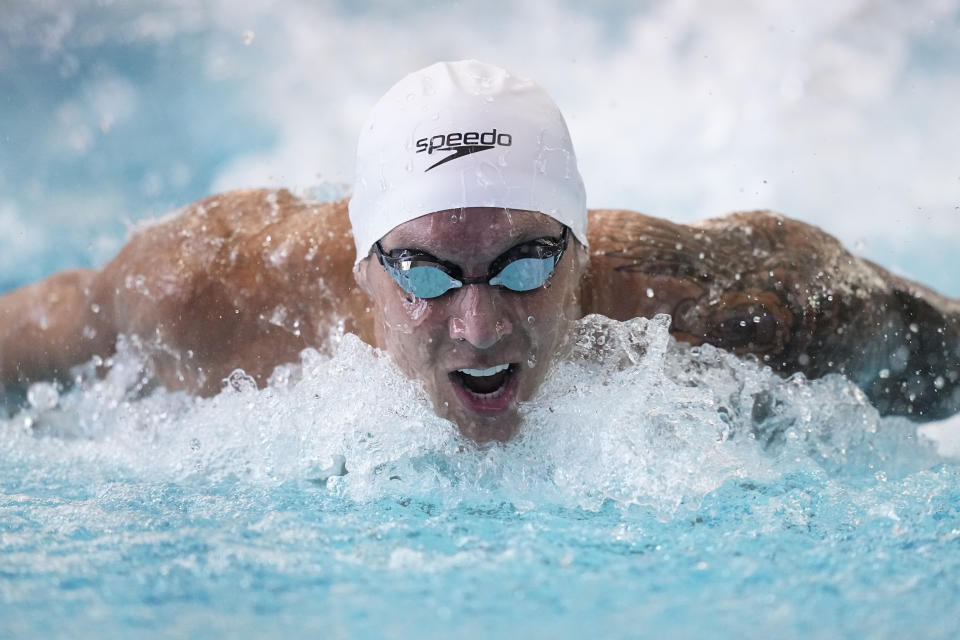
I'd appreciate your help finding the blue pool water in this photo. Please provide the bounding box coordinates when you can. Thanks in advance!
[3,315,959,638]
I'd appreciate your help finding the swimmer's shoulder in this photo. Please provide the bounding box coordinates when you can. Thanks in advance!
[95,189,357,326]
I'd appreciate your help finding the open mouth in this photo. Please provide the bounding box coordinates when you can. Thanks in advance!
[448,363,519,415]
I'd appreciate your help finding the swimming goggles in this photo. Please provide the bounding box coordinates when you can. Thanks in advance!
[374,227,569,299]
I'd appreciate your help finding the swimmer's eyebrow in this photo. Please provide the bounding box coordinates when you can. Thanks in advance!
[382,224,564,259]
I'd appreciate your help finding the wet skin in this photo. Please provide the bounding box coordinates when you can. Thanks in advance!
[355,208,586,443]
[0,189,957,429]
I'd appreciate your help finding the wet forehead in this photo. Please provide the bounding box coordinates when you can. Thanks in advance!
[380,207,563,263]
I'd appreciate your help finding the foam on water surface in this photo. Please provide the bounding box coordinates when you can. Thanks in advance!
[2,315,959,638]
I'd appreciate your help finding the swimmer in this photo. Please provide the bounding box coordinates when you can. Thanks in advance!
[1,60,958,439]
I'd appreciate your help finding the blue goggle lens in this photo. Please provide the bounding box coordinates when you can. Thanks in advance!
[489,257,555,292]
[385,264,462,299]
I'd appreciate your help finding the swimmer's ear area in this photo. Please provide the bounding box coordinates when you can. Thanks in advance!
[570,238,590,280]
[353,255,374,297]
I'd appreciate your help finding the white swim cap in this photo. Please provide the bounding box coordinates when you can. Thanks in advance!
[349,60,587,264]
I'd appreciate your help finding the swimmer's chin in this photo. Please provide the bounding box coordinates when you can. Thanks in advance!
[454,413,521,444]
[437,395,522,443]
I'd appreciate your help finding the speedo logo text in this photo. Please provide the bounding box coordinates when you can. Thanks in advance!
[415,128,512,171]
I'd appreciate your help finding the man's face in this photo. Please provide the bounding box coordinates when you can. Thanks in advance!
[357,207,584,443]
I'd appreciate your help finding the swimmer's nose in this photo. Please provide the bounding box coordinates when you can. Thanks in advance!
[448,285,513,349]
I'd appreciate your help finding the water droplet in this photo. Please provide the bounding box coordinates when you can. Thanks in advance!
[735,273,741,281]
[27,382,59,411]
[190,438,201,451]
[527,315,535,324]
[879,368,891,379]
[909,323,919,333]
[752,316,761,323]
[738,320,747,327]
[526,354,538,368]
[646,288,654,298]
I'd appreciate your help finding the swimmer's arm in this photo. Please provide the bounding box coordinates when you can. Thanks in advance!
[844,260,960,421]
[584,209,960,420]
[0,269,115,389]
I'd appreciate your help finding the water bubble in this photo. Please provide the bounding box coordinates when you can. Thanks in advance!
[735,273,741,281]
[225,369,258,393]
[27,382,59,411]
[646,288,655,298]
[879,368,891,379]
[934,376,945,390]
[753,316,762,324]
[739,320,747,327]
[909,323,919,333]
[527,315,535,324]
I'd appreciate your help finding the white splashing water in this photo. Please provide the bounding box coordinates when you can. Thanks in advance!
[1,315,945,520]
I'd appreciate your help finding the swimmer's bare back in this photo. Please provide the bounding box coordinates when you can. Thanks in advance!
[1,188,957,420]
